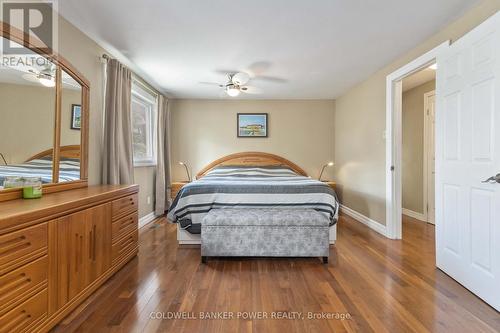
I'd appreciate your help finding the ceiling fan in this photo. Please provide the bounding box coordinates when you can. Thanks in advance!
[20,64,80,89]
[22,66,56,87]
[201,72,262,97]
[200,62,287,97]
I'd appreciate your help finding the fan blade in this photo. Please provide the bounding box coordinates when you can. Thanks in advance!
[252,75,287,84]
[232,72,250,85]
[246,61,272,76]
[199,81,223,87]
[6,64,37,74]
[240,86,262,94]
[22,73,39,83]
[214,69,239,76]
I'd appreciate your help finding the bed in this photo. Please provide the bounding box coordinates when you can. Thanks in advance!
[0,145,81,186]
[167,152,339,245]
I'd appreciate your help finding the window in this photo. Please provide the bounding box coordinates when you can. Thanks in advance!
[131,78,158,166]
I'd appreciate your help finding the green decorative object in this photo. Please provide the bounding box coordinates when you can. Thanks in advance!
[22,177,43,199]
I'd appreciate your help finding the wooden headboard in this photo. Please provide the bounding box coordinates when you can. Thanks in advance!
[26,145,81,162]
[196,152,308,179]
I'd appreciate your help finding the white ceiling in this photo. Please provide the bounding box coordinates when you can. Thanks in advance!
[0,37,81,90]
[58,0,479,99]
[0,66,82,90]
[403,67,436,92]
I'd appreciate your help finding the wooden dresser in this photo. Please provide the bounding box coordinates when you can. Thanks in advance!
[0,185,139,333]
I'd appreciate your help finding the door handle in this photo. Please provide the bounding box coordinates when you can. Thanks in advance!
[482,174,500,183]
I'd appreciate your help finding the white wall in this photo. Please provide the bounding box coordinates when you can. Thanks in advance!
[0,83,81,164]
[170,99,336,181]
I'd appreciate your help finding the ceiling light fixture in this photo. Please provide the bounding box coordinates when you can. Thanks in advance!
[226,85,240,97]
[38,74,55,87]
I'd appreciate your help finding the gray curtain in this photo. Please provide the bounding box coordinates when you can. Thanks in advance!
[155,95,171,215]
[102,59,134,185]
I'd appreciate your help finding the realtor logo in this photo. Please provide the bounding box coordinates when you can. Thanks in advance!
[1,0,57,55]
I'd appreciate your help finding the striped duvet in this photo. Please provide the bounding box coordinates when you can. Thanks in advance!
[167,165,339,234]
[0,158,81,186]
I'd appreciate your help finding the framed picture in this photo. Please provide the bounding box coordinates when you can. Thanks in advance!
[237,113,268,137]
[71,104,82,130]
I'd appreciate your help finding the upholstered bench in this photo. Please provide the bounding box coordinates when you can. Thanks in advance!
[201,208,330,263]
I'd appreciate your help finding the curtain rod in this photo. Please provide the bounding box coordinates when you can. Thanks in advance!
[100,53,111,63]
[132,75,160,98]
[100,53,164,97]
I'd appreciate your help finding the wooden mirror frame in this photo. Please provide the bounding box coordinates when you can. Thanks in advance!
[0,22,90,202]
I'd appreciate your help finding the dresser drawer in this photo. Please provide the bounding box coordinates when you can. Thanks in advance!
[0,288,47,333]
[112,213,138,243]
[112,230,138,265]
[0,256,48,316]
[0,223,47,275]
[111,194,138,220]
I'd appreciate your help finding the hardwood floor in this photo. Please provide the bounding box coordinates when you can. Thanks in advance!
[53,214,500,333]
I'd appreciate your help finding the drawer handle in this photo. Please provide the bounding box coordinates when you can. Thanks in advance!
[118,217,135,231]
[88,224,97,261]
[92,225,97,261]
[89,230,93,260]
[0,236,31,256]
[118,198,135,209]
[3,310,32,333]
[0,235,26,247]
[121,202,135,208]
[0,273,31,300]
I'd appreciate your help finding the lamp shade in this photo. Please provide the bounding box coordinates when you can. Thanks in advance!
[318,161,334,181]
[179,161,192,182]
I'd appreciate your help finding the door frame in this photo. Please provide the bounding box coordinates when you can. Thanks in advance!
[423,90,436,224]
[385,41,449,239]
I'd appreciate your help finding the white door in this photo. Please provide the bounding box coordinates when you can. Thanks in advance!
[436,11,500,311]
[424,92,436,224]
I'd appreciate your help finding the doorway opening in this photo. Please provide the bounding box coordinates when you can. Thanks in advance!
[401,66,436,231]
[385,41,449,239]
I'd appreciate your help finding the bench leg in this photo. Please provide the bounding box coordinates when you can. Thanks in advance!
[201,256,208,264]
[322,256,328,264]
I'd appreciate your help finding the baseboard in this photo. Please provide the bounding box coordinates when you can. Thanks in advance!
[402,208,426,222]
[139,212,156,229]
[340,205,387,237]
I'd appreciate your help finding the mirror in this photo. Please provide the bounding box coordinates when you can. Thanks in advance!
[0,26,89,200]
[59,70,82,183]
[0,37,56,189]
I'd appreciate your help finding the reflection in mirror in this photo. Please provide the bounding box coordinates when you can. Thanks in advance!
[59,70,82,183]
[0,37,56,190]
